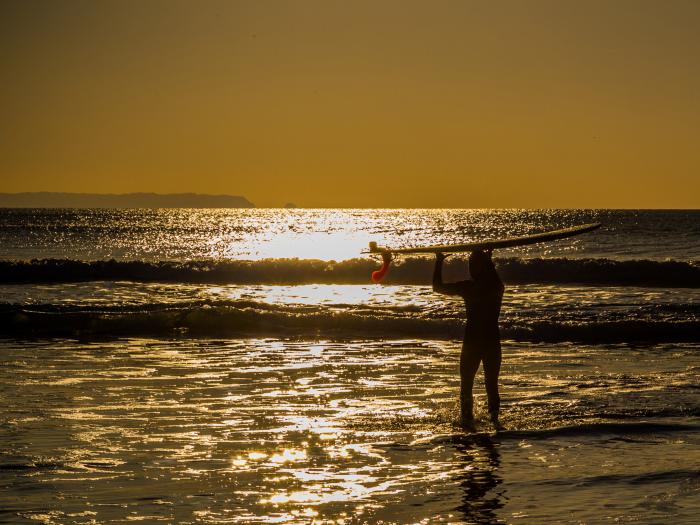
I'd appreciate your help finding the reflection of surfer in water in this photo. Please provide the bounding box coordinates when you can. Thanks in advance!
[433,250,504,430]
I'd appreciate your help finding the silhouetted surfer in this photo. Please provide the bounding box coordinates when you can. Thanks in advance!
[433,250,504,430]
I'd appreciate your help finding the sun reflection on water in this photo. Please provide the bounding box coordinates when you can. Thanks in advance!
[4,336,693,523]
[270,448,308,464]
[209,284,391,306]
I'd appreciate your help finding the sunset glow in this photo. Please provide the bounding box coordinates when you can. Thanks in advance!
[2,1,699,207]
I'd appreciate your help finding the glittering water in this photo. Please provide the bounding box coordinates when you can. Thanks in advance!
[1,339,699,524]
[0,208,698,523]
[1,282,696,342]
[1,208,698,261]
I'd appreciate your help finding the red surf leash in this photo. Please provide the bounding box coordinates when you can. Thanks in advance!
[371,252,392,283]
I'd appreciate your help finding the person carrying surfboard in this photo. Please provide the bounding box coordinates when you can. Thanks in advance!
[369,222,600,429]
[433,250,504,430]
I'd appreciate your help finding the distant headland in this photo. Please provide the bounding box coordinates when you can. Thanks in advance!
[0,192,255,208]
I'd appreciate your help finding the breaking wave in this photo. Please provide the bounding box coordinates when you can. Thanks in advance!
[1,257,698,287]
[1,301,697,342]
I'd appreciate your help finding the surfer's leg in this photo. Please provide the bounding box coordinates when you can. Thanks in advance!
[482,343,502,427]
[460,345,481,426]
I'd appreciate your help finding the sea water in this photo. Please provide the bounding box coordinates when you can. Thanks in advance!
[0,209,698,524]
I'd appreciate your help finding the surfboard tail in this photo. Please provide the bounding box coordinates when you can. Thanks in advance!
[371,252,392,283]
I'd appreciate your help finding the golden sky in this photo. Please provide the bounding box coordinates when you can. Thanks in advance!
[1,0,698,207]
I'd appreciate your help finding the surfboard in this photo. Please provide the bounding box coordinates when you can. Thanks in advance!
[368,222,601,282]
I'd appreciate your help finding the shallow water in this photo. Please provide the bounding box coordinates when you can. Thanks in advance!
[1,208,698,523]
[1,282,696,344]
[1,338,699,524]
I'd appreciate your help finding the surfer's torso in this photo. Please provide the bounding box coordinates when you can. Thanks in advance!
[462,277,504,344]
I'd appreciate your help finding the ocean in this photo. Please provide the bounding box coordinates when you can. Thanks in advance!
[0,208,698,524]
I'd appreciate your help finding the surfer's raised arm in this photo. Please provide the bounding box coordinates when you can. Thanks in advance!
[432,253,469,296]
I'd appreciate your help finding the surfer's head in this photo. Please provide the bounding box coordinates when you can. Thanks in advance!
[468,250,496,281]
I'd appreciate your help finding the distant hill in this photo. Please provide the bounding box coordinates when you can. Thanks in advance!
[0,192,255,208]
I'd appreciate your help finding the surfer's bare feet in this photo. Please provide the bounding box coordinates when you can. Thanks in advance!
[490,412,504,431]
[460,416,476,432]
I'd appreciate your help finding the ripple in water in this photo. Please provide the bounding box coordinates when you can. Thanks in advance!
[1,339,699,523]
